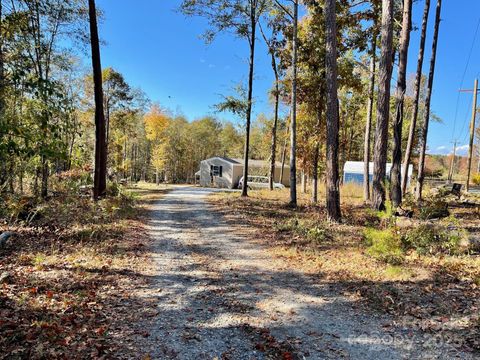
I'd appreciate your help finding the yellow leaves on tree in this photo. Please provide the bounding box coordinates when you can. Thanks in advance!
[144,104,170,176]
[144,104,169,143]
[151,143,166,173]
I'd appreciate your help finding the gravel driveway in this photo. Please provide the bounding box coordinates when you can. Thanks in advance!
[141,187,470,359]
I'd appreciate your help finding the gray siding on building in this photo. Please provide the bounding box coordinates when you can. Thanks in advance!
[199,158,236,189]
[198,157,291,189]
[231,165,244,188]
[274,166,290,187]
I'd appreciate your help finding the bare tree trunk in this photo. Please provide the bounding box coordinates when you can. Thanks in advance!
[364,33,377,203]
[259,23,281,191]
[41,159,48,197]
[312,145,319,203]
[241,3,257,197]
[390,0,412,208]
[133,144,138,181]
[372,0,394,211]
[0,0,5,192]
[325,0,341,221]
[347,115,355,161]
[337,99,343,186]
[340,105,348,184]
[144,142,151,182]
[33,167,39,195]
[67,132,75,171]
[280,123,288,184]
[135,144,138,181]
[8,158,14,193]
[131,144,135,181]
[123,139,127,179]
[19,168,24,194]
[416,0,442,201]
[402,0,430,194]
[312,98,324,204]
[105,97,110,154]
[89,0,107,200]
[269,56,280,190]
[301,171,306,193]
[289,0,298,206]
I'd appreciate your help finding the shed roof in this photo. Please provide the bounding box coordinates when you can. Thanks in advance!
[232,158,288,168]
[217,157,240,164]
[202,157,240,164]
[201,156,289,168]
[344,161,374,174]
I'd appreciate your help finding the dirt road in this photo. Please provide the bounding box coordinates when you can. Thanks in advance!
[141,187,469,359]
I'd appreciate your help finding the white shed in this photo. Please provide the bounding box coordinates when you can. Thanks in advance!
[199,157,290,189]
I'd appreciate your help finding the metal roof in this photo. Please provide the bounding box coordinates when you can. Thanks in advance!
[217,157,240,164]
[232,158,288,168]
[200,157,240,164]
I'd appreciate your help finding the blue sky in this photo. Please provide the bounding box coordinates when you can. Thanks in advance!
[96,0,480,156]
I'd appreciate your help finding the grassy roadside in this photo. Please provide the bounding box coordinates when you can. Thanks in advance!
[0,183,169,359]
[210,187,480,353]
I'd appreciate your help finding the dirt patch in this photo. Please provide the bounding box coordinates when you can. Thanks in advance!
[210,189,480,355]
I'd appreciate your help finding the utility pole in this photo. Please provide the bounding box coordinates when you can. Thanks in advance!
[458,79,479,192]
[466,79,478,192]
[447,139,457,183]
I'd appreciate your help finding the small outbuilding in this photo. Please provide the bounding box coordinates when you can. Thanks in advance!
[199,157,290,189]
[343,161,413,185]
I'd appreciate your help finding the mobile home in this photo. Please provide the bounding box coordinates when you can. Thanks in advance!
[199,157,290,189]
[343,161,413,185]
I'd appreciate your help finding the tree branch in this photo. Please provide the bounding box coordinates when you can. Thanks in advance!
[273,0,293,19]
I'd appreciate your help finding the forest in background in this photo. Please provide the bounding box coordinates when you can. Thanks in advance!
[2,0,479,210]
[1,0,480,219]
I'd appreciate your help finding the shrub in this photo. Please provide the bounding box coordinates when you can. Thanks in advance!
[369,201,397,228]
[402,194,450,220]
[306,226,330,243]
[273,217,331,244]
[0,195,38,224]
[103,190,137,218]
[401,224,438,255]
[274,217,300,233]
[401,223,464,255]
[473,173,480,185]
[107,181,121,197]
[417,197,449,220]
[364,228,404,265]
[50,168,92,195]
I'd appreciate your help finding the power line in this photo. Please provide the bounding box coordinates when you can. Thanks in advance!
[458,72,480,145]
[459,94,473,144]
[452,17,480,141]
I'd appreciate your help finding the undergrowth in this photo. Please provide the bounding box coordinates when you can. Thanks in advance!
[364,228,404,265]
[0,181,160,358]
[363,211,471,269]
[274,217,332,244]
